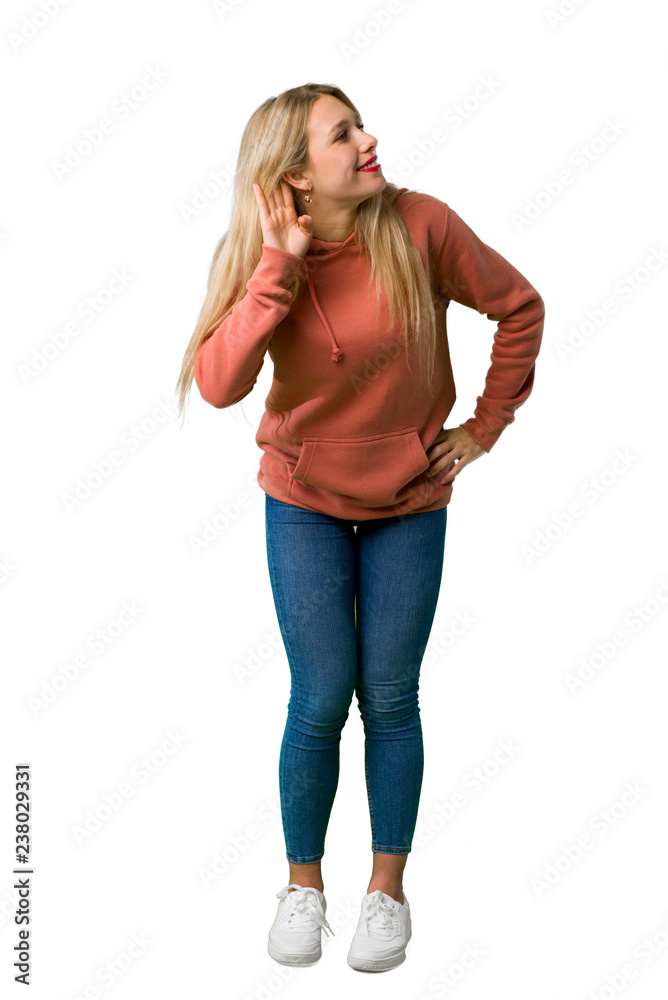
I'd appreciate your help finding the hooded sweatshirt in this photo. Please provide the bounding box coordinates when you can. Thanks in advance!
[193,187,545,520]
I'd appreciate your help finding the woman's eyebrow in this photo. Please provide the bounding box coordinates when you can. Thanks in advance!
[326,117,361,136]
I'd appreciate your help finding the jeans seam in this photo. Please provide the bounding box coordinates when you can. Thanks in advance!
[364,735,375,848]
[370,846,411,854]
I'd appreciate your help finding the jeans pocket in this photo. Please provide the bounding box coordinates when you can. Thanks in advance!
[289,427,431,508]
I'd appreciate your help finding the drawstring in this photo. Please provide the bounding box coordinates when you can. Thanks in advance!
[304,261,343,362]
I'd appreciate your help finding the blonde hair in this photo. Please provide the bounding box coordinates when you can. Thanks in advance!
[175,82,441,425]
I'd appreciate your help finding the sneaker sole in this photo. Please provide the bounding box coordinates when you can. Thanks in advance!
[347,949,406,972]
[267,940,322,966]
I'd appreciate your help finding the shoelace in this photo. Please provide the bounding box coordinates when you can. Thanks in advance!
[276,884,335,938]
[364,892,399,936]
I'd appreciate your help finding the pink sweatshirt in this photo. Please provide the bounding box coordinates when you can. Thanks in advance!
[194,187,545,520]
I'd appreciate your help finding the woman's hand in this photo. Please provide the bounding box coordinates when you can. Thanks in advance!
[252,179,313,258]
[424,426,486,485]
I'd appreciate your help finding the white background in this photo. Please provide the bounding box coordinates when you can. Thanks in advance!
[2,0,667,996]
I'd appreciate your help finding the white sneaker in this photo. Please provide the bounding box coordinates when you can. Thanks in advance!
[267,883,335,966]
[347,889,412,972]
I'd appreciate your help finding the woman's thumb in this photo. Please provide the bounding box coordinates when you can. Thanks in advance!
[297,214,312,233]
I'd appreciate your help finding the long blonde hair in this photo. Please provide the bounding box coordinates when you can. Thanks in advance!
[175,82,442,425]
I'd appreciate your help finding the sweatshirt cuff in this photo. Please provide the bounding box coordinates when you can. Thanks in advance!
[459,411,511,453]
[257,243,305,275]
[240,244,305,295]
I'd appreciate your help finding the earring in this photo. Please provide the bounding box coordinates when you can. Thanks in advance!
[304,184,312,203]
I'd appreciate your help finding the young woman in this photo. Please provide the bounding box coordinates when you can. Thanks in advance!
[175,82,545,973]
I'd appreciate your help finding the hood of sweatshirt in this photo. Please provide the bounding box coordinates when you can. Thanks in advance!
[301,187,409,364]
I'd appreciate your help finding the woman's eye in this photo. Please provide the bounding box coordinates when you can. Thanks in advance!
[338,123,365,140]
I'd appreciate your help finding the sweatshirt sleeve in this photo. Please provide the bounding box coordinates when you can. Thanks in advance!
[193,244,305,408]
[437,205,545,452]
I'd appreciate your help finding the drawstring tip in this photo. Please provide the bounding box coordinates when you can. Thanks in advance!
[330,348,343,362]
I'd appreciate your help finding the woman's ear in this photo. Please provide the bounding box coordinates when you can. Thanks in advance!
[282,171,307,193]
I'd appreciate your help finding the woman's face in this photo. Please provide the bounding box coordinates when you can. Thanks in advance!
[298,94,386,202]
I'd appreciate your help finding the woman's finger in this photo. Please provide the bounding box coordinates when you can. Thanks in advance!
[427,448,462,477]
[439,460,459,484]
[278,179,293,208]
[267,184,280,215]
[252,183,268,217]
[426,443,458,472]
[438,443,458,462]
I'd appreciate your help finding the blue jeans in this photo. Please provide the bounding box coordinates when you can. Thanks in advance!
[264,493,448,864]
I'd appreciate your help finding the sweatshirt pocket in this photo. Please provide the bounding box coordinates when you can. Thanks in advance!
[289,427,431,509]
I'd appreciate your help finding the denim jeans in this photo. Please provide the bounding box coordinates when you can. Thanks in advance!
[264,492,448,864]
